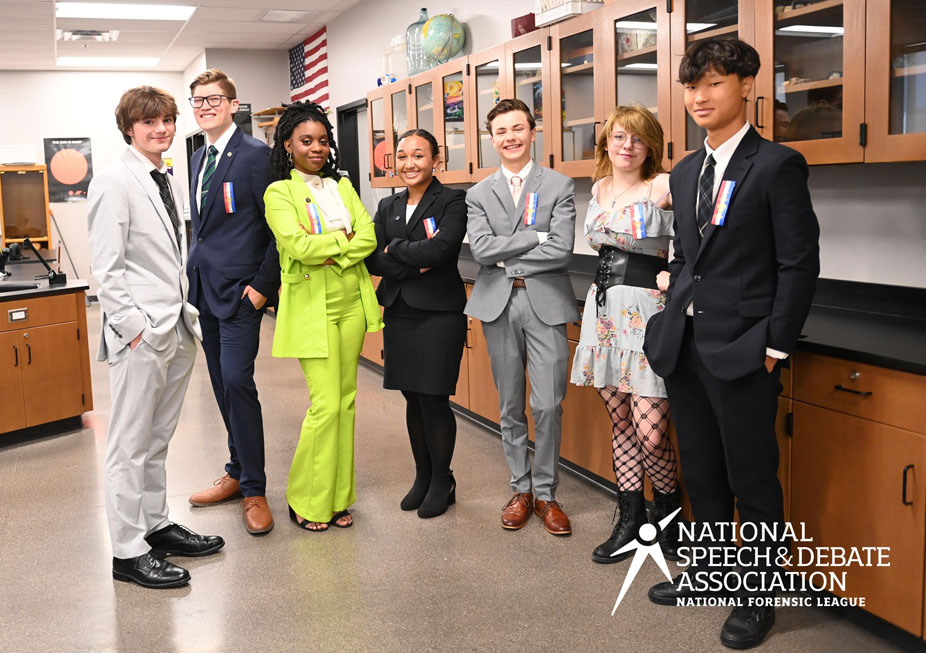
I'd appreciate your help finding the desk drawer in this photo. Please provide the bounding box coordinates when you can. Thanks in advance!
[793,351,926,434]
[0,293,78,332]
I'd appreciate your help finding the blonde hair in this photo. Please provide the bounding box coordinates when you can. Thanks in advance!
[593,106,665,182]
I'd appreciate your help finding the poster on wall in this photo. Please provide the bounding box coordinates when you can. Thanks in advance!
[235,103,253,136]
[43,137,93,202]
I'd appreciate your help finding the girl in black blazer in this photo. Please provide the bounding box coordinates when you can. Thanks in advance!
[365,129,467,519]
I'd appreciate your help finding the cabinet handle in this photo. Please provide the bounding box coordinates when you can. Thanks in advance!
[754,96,765,129]
[902,464,914,506]
[834,384,872,397]
[384,152,392,171]
[26,343,32,365]
[443,145,449,170]
[12,345,18,367]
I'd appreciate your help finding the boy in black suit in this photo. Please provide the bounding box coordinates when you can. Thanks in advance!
[643,39,820,649]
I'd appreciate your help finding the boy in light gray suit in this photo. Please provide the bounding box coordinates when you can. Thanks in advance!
[465,99,579,536]
[88,86,224,589]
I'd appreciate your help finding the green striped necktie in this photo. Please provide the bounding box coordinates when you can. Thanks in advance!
[200,145,218,209]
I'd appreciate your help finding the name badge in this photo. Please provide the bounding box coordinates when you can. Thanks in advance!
[223,182,236,213]
[628,202,647,239]
[424,217,437,239]
[523,192,539,226]
[305,201,324,234]
[711,180,736,226]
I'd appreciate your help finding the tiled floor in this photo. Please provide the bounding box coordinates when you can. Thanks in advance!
[0,304,904,651]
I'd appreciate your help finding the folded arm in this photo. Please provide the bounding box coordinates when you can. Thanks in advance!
[387,193,467,268]
[264,183,348,265]
[366,201,420,280]
[502,179,576,276]
[466,193,544,265]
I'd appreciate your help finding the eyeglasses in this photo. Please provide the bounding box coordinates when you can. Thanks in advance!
[610,132,647,149]
[189,94,230,109]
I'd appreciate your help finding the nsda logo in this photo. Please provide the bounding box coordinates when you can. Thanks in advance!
[610,507,682,615]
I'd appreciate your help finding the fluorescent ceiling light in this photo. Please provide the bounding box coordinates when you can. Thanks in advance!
[514,63,542,70]
[57,56,159,67]
[56,3,195,20]
[778,24,844,36]
[686,22,718,32]
[622,63,658,70]
[615,21,657,30]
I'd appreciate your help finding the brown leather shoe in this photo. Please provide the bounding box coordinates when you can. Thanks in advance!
[243,496,274,535]
[535,499,572,536]
[189,474,241,506]
[501,492,533,530]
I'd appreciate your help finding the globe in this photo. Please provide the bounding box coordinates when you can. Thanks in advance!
[422,14,465,63]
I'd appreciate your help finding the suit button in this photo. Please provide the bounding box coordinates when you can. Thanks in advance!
[697,310,704,315]
[193,266,198,271]
[198,237,204,243]
[304,274,310,280]
[694,275,702,282]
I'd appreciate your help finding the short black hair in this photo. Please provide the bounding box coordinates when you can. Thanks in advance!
[678,38,760,84]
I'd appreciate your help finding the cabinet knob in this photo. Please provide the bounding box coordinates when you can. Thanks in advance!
[849,370,860,380]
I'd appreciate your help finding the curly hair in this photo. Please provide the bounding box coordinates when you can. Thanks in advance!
[269,101,341,181]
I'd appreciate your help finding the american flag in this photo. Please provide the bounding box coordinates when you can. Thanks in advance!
[289,27,328,107]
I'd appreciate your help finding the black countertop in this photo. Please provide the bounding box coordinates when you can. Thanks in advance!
[457,254,926,376]
[0,259,88,300]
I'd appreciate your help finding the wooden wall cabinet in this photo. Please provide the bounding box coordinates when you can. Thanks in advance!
[0,165,52,249]
[0,290,93,434]
[505,29,554,169]
[366,80,409,188]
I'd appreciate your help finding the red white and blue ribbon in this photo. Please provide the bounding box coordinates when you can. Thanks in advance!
[424,217,437,239]
[523,192,539,226]
[711,180,736,226]
[223,182,236,213]
[305,202,324,234]
[629,202,646,239]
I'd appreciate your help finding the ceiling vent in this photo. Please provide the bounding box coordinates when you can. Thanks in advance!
[57,29,120,42]
[259,10,313,23]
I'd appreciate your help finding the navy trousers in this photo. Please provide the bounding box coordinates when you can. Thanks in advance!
[198,290,267,496]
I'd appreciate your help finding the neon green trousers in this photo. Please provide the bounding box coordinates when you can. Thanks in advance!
[287,267,366,522]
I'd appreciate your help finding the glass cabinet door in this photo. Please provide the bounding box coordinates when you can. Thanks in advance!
[602,0,672,169]
[864,0,926,162]
[431,58,471,184]
[470,45,507,181]
[367,90,389,187]
[411,74,436,136]
[389,84,409,180]
[551,12,602,177]
[756,0,865,163]
[506,29,551,167]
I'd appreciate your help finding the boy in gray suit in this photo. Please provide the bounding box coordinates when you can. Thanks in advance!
[88,86,224,589]
[465,98,579,535]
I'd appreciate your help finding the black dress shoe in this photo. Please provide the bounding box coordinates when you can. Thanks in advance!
[648,571,732,606]
[112,552,190,589]
[145,523,225,557]
[720,605,775,649]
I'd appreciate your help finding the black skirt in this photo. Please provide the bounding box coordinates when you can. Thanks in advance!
[382,296,466,395]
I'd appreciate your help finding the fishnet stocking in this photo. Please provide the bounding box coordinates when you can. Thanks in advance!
[597,387,678,493]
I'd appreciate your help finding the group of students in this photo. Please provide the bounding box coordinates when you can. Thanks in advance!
[88,37,819,650]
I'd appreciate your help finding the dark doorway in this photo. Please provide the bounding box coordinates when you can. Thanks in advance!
[336,98,366,195]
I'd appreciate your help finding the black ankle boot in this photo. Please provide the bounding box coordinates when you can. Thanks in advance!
[592,490,645,564]
[652,487,683,561]
[417,471,456,519]
[400,472,431,511]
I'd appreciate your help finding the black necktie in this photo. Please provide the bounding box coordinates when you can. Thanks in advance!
[200,145,218,209]
[150,170,181,247]
[697,154,716,238]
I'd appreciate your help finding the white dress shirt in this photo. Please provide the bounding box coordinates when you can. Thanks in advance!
[128,144,168,174]
[196,122,237,212]
[497,160,546,268]
[295,170,352,234]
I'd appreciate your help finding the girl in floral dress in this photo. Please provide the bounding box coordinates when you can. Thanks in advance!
[570,106,682,563]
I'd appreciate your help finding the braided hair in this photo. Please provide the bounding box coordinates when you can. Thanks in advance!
[270,101,341,181]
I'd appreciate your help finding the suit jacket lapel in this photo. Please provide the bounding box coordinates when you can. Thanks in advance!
[189,146,204,225]
[696,127,759,261]
[491,170,518,233]
[121,149,180,259]
[515,164,543,228]
[406,178,441,235]
[201,128,242,227]
[392,189,409,239]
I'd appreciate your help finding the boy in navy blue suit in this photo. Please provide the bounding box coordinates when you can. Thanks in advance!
[644,39,819,649]
[186,69,280,534]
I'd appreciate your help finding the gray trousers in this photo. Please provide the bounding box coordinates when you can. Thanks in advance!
[104,322,196,559]
[482,288,569,501]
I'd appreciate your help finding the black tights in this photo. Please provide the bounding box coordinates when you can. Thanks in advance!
[402,391,456,498]
[597,386,678,494]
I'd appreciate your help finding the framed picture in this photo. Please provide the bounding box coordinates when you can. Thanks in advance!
[443,80,464,122]
[532,81,543,121]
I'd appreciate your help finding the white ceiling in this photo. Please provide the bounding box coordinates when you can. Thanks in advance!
[0,0,361,71]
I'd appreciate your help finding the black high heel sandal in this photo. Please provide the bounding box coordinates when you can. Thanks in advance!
[288,505,328,532]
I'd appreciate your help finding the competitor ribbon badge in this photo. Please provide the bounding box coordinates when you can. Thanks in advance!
[305,201,324,234]
[711,180,736,226]
[423,217,437,239]
[223,182,236,213]
[629,203,647,239]
[523,193,539,226]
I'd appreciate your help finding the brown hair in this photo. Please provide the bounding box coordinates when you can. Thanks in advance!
[593,105,665,182]
[189,68,237,99]
[485,98,536,133]
[114,86,179,145]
